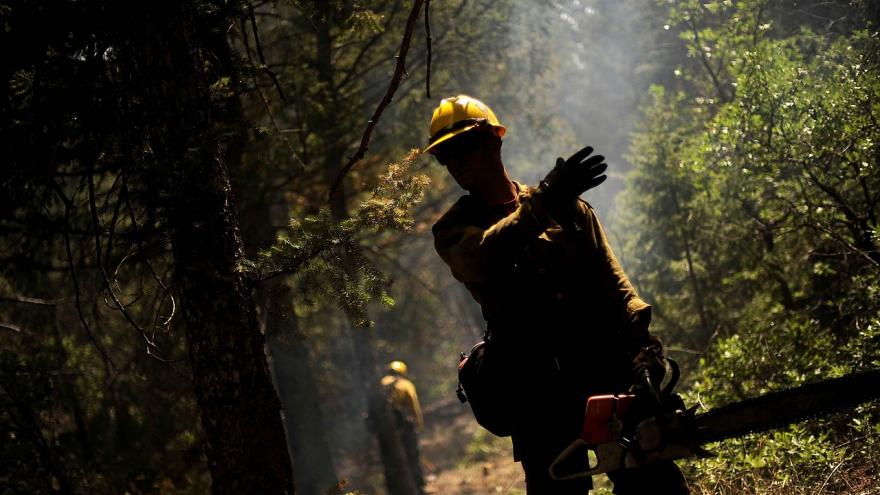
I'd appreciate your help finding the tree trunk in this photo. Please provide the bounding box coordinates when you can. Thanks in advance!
[328,181,420,495]
[311,1,419,491]
[120,2,295,493]
[264,284,340,494]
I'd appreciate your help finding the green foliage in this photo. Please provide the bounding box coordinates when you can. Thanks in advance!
[7,0,879,491]
[245,150,429,327]
[622,1,880,491]
[460,427,511,466]
[0,351,61,493]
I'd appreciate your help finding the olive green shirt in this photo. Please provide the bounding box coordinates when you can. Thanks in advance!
[432,182,651,357]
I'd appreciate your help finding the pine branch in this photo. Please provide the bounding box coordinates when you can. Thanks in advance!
[328,0,426,201]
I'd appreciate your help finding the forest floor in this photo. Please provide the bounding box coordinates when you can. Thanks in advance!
[419,398,525,495]
[418,400,615,495]
[416,401,879,495]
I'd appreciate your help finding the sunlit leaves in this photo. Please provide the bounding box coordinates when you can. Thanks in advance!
[244,150,428,328]
[625,2,880,491]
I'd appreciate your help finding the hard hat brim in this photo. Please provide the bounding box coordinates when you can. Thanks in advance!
[423,123,506,155]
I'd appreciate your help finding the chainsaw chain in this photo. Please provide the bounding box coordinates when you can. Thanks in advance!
[693,369,880,444]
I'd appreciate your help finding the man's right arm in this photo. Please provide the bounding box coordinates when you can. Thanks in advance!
[432,192,551,283]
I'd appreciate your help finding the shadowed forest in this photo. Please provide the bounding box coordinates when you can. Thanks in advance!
[2,0,879,494]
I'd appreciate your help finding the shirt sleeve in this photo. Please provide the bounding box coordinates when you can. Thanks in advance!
[577,200,652,348]
[432,191,551,284]
[407,382,424,431]
[394,379,424,430]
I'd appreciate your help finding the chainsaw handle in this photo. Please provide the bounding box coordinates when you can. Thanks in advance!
[639,369,663,407]
[662,357,680,396]
[548,439,628,480]
[637,356,681,399]
[548,439,591,481]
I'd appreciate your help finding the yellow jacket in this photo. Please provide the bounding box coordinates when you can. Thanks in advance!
[381,374,424,430]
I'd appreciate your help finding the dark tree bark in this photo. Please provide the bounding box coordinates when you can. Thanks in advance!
[114,3,296,493]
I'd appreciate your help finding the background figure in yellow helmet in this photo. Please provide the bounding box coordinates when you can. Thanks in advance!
[381,360,426,494]
[427,95,689,494]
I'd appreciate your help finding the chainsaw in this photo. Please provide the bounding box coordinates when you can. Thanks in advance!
[548,361,880,480]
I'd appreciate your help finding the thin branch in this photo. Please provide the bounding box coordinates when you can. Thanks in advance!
[817,457,847,495]
[686,13,732,103]
[258,236,336,283]
[91,174,190,379]
[86,167,158,351]
[120,177,176,328]
[802,163,880,265]
[424,0,432,99]
[0,322,23,333]
[329,0,426,201]
[337,0,405,90]
[0,295,71,306]
[237,17,306,172]
[247,2,287,104]
[53,179,119,373]
[807,220,880,269]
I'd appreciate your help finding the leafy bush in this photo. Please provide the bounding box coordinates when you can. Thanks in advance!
[622,1,880,492]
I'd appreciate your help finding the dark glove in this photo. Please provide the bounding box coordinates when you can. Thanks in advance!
[632,335,666,389]
[534,146,608,225]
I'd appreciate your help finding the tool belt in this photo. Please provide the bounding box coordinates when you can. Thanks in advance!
[455,318,632,438]
[456,337,516,437]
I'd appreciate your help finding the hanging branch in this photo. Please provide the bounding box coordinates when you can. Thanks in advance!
[53,180,119,374]
[247,2,286,104]
[87,168,157,350]
[238,15,306,171]
[0,322,23,333]
[120,176,176,328]
[328,0,426,202]
[424,0,432,99]
[91,174,192,381]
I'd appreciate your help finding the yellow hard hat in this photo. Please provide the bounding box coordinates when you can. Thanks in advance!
[388,360,408,375]
[424,95,506,154]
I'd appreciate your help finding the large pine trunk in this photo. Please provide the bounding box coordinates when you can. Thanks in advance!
[119,2,296,493]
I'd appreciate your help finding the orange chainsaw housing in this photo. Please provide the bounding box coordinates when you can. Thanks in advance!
[581,394,636,445]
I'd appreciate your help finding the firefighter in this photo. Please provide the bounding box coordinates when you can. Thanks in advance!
[381,360,426,493]
[426,95,690,494]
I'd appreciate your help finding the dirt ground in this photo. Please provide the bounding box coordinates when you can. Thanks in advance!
[419,399,526,494]
[418,400,614,495]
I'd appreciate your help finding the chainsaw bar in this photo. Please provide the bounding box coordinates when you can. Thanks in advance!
[548,368,880,480]
[694,368,880,445]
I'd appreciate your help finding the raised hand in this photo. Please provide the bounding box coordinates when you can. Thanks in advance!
[535,145,608,225]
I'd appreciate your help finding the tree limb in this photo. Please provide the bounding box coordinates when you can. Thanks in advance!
[0,322,23,333]
[247,3,287,104]
[0,295,71,306]
[328,0,426,201]
[686,13,732,104]
[53,179,119,374]
[87,164,187,374]
[237,17,307,173]
[424,0,432,99]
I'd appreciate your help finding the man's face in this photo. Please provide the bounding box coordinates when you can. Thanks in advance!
[434,130,501,191]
